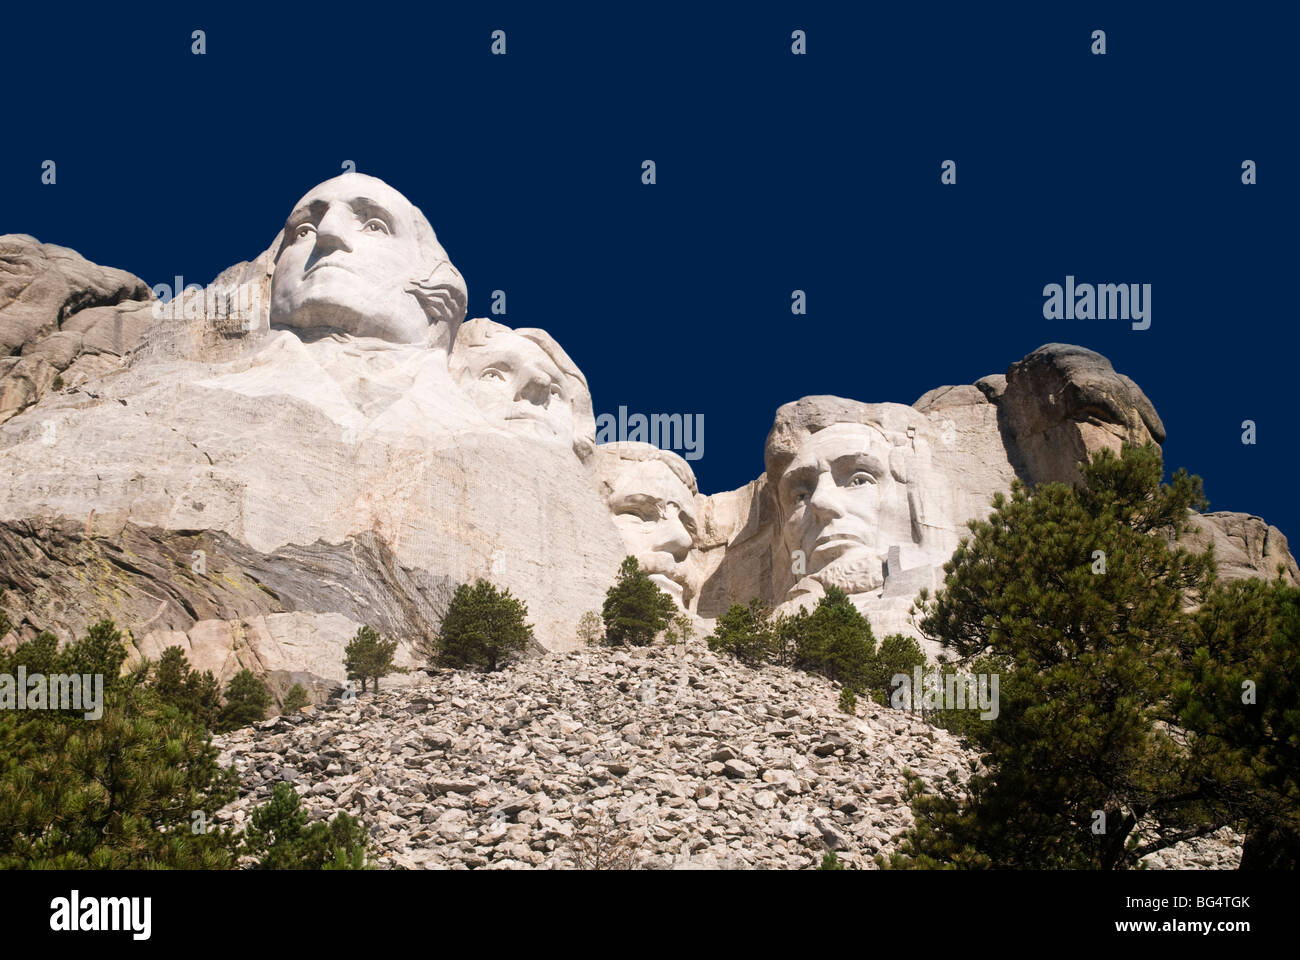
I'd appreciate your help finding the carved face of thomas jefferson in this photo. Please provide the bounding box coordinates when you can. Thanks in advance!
[270,174,467,350]
[454,324,574,444]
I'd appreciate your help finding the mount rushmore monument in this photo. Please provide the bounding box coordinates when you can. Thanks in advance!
[1,173,1295,695]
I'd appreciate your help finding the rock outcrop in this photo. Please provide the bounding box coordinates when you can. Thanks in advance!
[1186,512,1299,586]
[994,342,1165,486]
[0,235,154,423]
[1,175,1294,686]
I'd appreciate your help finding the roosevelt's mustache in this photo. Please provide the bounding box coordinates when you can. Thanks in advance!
[638,551,687,583]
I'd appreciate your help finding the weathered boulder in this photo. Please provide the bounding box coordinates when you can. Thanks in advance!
[1185,512,1299,586]
[995,342,1165,485]
[0,235,153,423]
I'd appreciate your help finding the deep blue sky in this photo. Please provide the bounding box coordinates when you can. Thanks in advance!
[3,3,1296,540]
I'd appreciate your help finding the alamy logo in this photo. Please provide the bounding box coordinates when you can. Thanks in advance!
[50,890,151,940]
[0,668,103,720]
[151,275,263,328]
[594,406,704,461]
[891,666,999,720]
[1042,275,1151,330]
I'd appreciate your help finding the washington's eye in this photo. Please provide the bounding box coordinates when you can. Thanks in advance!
[294,224,315,241]
[363,219,390,234]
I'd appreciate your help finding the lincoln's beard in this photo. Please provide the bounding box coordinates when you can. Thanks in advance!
[798,549,884,598]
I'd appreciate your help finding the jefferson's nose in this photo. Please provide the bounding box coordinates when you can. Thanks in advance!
[515,367,552,407]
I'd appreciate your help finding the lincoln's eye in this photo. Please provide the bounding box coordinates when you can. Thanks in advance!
[848,472,875,488]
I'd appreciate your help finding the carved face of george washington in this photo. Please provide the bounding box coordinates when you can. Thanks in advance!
[271,173,467,351]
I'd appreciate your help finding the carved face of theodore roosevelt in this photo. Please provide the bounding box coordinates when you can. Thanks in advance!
[270,174,467,350]
[777,422,889,596]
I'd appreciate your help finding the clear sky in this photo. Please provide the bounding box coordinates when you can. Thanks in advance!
[3,3,1295,541]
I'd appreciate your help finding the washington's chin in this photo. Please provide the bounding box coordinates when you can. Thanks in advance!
[272,299,428,345]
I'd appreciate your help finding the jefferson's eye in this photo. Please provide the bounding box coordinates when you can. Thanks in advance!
[548,384,563,400]
[793,491,810,506]
[847,472,875,488]
[294,224,315,241]
[363,219,390,234]
[479,368,507,382]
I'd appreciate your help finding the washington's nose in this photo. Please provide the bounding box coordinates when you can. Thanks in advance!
[312,204,354,258]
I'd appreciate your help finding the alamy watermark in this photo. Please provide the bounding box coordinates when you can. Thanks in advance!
[1043,275,1151,330]
[891,666,999,720]
[594,406,704,461]
[151,276,263,329]
[0,668,103,720]
[50,890,151,940]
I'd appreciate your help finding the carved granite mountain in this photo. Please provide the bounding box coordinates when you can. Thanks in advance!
[0,234,153,423]
[0,175,1294,695]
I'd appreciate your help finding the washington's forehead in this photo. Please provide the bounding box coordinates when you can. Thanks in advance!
[290,174,416,216]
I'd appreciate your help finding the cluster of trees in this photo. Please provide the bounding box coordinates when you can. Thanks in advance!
[387,556,691,679]
[705,588,926,708]
[880,444,1300,870]
[0,609,368,869]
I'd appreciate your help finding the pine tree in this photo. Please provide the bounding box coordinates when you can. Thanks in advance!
[662,612,695,646]
[0,620,239,869]
[602,556,676,647]
[343,625,403,692]
[241,780,369,870]
[152,646,221,728]
[1175,576,1300,868]
[436,580,534,672]
[706,598,775,665]
[217,669,272,732]
[865,634,928,706]
[282,683,311,713]
[888,444,1218,869]
[794,586,875,690]
[576,610,603,646]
